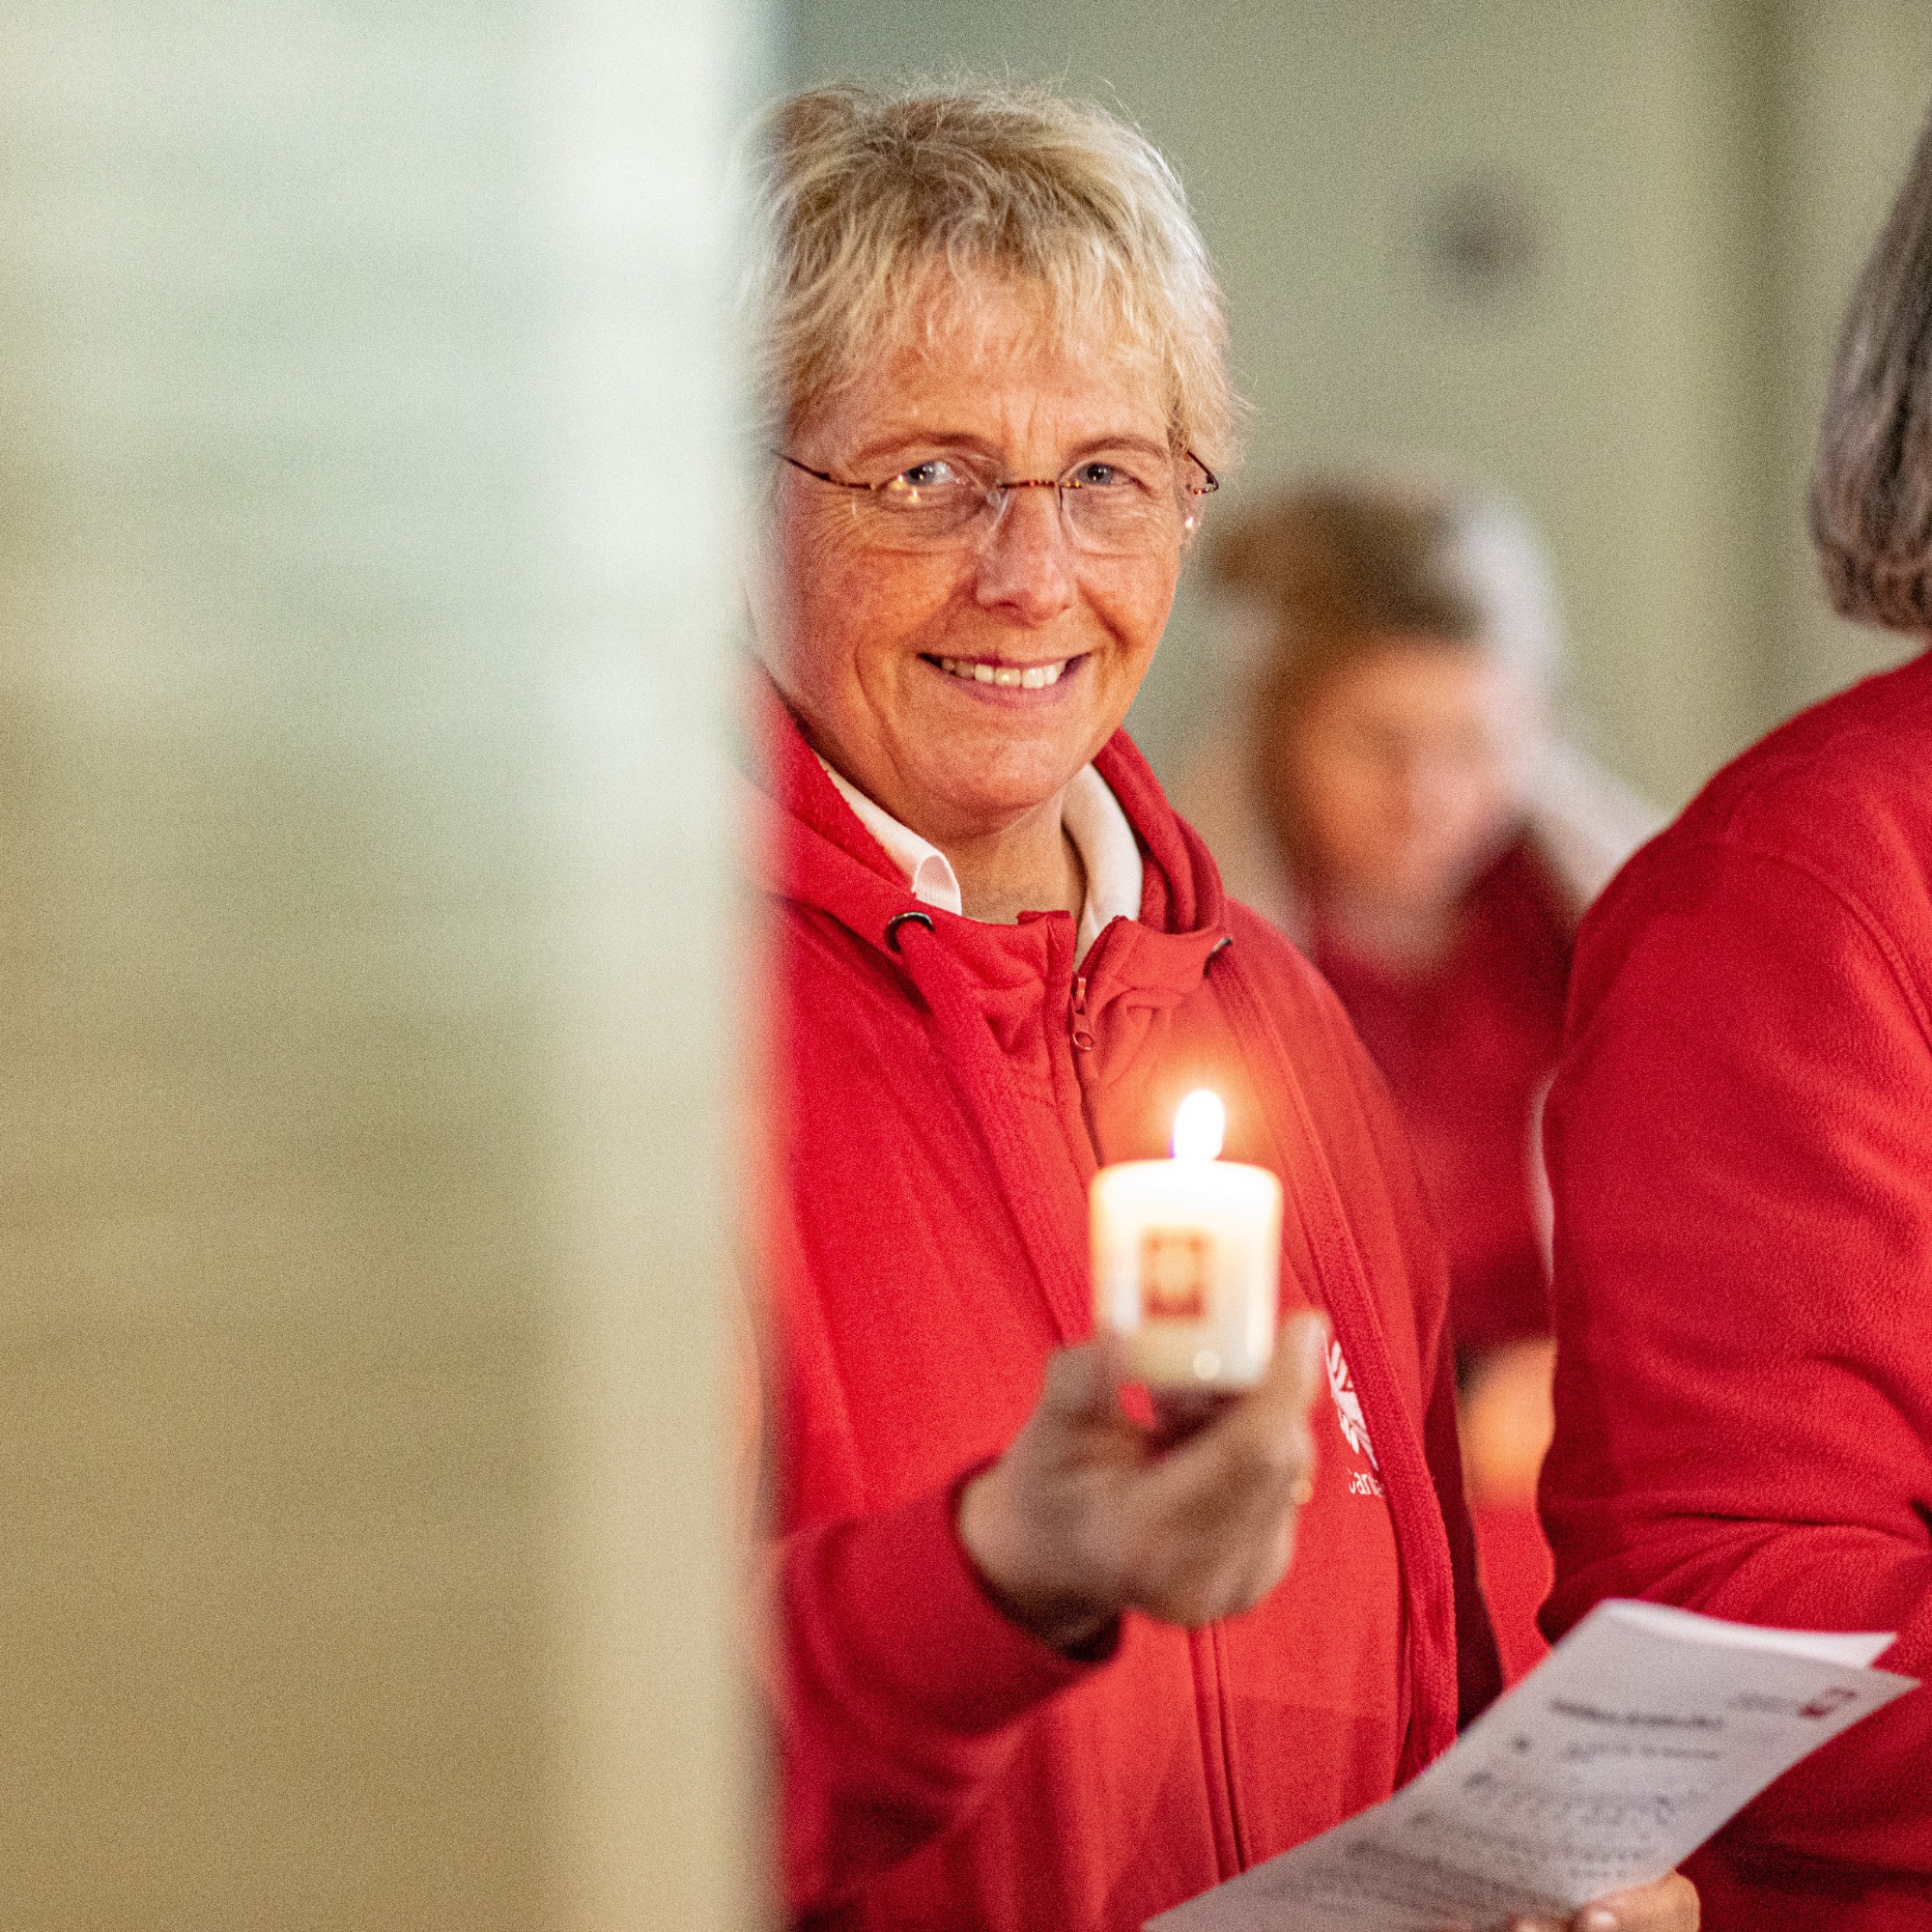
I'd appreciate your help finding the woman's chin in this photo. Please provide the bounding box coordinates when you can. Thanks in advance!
[900,702,1117,834]
[919,773,1083,841]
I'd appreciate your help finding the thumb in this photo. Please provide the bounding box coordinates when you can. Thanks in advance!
[1039,1335,1130,1427]
[1265,1310,1329,1423]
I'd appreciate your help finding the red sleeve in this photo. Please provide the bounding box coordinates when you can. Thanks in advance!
[772,1483,1099,1915]
[759,1181,1102,1918]
[1542,836,1932,1877]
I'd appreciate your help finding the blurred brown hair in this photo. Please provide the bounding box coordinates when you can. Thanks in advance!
[1811,104,1932,634]
[1211,476,1555,724]
[1210,475,1556,880]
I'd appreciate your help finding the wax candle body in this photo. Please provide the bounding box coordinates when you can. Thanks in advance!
[1091,1156,1284,1388]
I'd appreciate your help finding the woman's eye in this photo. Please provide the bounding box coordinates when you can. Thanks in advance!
[895,459,961,491]
[1069,461,1139,490]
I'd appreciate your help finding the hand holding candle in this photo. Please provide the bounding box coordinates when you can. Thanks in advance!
[956,1313,1329,1651]
[1092,1091,1286,1389]
[956,1088,1316,1653]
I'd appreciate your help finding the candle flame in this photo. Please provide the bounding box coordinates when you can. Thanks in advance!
[1172,1089,1225,1162]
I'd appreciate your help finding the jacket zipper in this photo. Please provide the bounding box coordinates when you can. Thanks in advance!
[1067,945,1248,1874]
[1067,970,1106,1160]
[1069,972,1094,1052]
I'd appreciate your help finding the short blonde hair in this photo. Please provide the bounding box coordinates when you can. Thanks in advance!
[740,82,1235,467]
[1811,102,1932,634]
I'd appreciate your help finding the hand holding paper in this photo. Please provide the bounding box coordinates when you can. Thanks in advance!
[1149,1601,1917,1932]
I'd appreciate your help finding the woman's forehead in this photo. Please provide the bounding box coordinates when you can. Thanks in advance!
[803,270,1171,447]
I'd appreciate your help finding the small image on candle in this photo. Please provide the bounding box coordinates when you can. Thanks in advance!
[1091,1089,1285,1389]
[1142,1229,1210,1321]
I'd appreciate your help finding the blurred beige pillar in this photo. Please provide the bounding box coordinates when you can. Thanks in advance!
[0,5,760,1929]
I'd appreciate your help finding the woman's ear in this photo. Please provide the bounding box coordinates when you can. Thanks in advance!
[741,480,784,668]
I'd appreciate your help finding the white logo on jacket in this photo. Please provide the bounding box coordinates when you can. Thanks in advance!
[1326,1339,1378,1469]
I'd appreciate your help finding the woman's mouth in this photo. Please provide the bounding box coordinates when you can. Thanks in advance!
[931,656,1071,690]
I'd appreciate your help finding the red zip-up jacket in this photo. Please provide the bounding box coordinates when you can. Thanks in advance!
[753,696,1498,1931]
[1542,650,1932,1929]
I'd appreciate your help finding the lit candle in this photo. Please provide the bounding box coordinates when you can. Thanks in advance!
[1090,1090,1285,1389]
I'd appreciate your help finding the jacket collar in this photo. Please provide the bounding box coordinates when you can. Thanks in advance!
[747,667,1233,982]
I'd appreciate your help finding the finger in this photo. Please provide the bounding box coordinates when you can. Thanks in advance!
[1181,1311,1324,1499]
[1038,1336,1131,1429]
[1132,1350,1320,1562]
[1148,1311,1321,1446]
[1105,1318,1324,1624]
[1569,1873,1699,1931]
[1261,1309,1329,1418]
[1147,1387,1233,1449]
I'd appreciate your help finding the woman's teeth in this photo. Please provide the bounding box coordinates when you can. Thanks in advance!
[936,657,1067,689]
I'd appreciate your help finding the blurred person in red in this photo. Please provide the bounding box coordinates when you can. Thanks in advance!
[1180,479,1656,1682]
[1540,100,1932,1928]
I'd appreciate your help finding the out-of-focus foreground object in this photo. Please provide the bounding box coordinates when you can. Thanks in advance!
[0,5,761,1928]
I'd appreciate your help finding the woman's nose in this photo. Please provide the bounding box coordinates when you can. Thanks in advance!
[972,484,1077,622]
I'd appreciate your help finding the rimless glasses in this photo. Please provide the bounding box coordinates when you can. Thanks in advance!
[776,447,1218,556]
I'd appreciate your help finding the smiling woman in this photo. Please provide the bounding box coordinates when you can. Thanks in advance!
[738,82,1695,1932]
[764,290,1202,919]
[745,87,1230,923]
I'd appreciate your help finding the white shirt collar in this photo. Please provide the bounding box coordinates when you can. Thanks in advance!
[1063,765,1146,959]
[818,759,1144,962]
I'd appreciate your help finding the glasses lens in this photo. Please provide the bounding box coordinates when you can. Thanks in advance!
[1063,489,1169,555]
[848,457,1191,554]
[861,470,983,551]
[1060,461,1186,555]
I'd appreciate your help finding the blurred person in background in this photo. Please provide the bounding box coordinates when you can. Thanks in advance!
[1179,478,1658,1681]
[1539,99,1932,1931]
[743,83,1694,1932]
